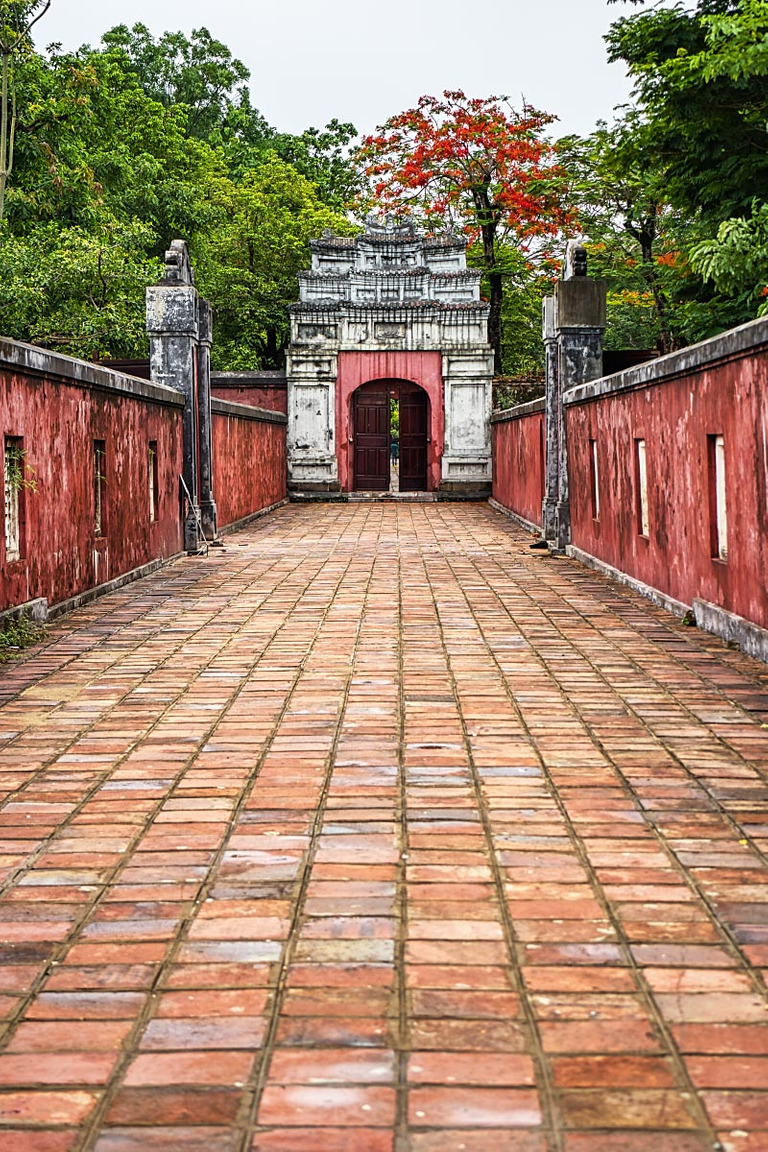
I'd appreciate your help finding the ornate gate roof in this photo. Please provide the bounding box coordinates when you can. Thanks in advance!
[294,216,486,311]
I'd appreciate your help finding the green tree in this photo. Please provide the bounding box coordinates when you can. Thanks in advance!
[100,23,250,140]
[691,201,768,313]
[0,37,223,356]
[0,216,160,357]
[559,120,681,352]
[0,0,49,223]
[269,120,360,209]
[194,155,356,369]
[97,23,360,209]
[0,20,360,367]
[606,0,768,221]
[557,0,768,349]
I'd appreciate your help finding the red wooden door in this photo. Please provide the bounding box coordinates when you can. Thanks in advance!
[399,383,428,491]
[353,384,390,490]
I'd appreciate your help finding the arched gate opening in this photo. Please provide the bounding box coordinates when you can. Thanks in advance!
[352,379,428,492]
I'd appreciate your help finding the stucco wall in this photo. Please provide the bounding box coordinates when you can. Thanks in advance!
[565,327,768,630]
[211,399,287,528]
[336,351,444,492]
[1,342,289,616]
[211,373,288,414]
[0,341,185,613]
[491,399,545,528]
[490,317,768,639]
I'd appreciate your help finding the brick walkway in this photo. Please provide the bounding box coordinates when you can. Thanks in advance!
[0,503,767,1152]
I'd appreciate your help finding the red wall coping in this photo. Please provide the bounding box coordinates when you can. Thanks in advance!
[564,314,768,408]
[491,397,545,423]
[1,338,184,408]
[211,396,287,424]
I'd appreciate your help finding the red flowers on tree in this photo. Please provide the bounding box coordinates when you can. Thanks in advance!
[357,90,574,373]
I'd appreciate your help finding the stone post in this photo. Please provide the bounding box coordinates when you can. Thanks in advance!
[146,240,216,552]
[541,244,606,552]
[196,298,218,540]
[541,296,559,543]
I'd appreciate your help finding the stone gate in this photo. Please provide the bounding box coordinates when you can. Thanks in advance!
[286,216,494,496]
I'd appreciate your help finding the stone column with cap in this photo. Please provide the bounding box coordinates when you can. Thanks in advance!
[196,298,218,541]
[146,240,217,552]
[541,295,559,543]
[541,243,607,552]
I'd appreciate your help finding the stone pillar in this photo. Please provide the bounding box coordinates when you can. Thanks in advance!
[196,299,218,540]
[441,348,495,495]
[541,296,559,542]
[146,240,216,552]
[541,245,606,552]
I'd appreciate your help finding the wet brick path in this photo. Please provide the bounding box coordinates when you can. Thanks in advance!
[0,503,767,1152]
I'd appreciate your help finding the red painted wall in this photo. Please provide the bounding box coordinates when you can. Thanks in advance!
[491,404,545,527]
[567,350,768,628]
[212,405,287,529]
[1,365,184,612]
[336,351,444,491]
[211,381,287,414]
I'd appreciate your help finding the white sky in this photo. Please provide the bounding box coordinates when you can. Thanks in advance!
[37,0,647,140]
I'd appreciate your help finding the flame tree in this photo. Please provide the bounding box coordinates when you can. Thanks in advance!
[357,90,573,374]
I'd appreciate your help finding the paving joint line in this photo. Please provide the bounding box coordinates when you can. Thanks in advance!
[461,513,768,968]
[75,526,360,1149]
[238,505,383,1151]
[424,507,733,1147]
[394,536,410,1152]
[0,548,316,917]
[414,505,565,1152]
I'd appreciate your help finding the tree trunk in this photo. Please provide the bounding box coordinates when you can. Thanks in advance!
[0,52,9,226]
[488,269,503,375]
[477,203,503,374]
[627,207,675,355]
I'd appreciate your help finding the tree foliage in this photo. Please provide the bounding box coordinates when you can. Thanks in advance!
[356,90,573,373]
[0,21,358,366]
[559,0,768,351]
[691,201,768,313]
[194,156,355,369]
[0,0,49,222]
[0,219,160,358]
[606,0,768,220]
[100,22,250,140]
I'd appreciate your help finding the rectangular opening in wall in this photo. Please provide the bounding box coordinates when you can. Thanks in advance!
[149,441,158,522]
[708,433,728,561]
[94,439,106,537]
[3,435,26,561]
[589,438,600,520]
[635,438,650,538]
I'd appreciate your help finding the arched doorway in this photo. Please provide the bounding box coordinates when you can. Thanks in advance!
[352,380,428,492]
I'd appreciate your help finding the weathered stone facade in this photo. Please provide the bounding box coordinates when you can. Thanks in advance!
[286,217,494,494]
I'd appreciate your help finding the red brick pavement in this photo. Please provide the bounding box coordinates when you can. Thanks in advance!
[0,502,766,1152]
